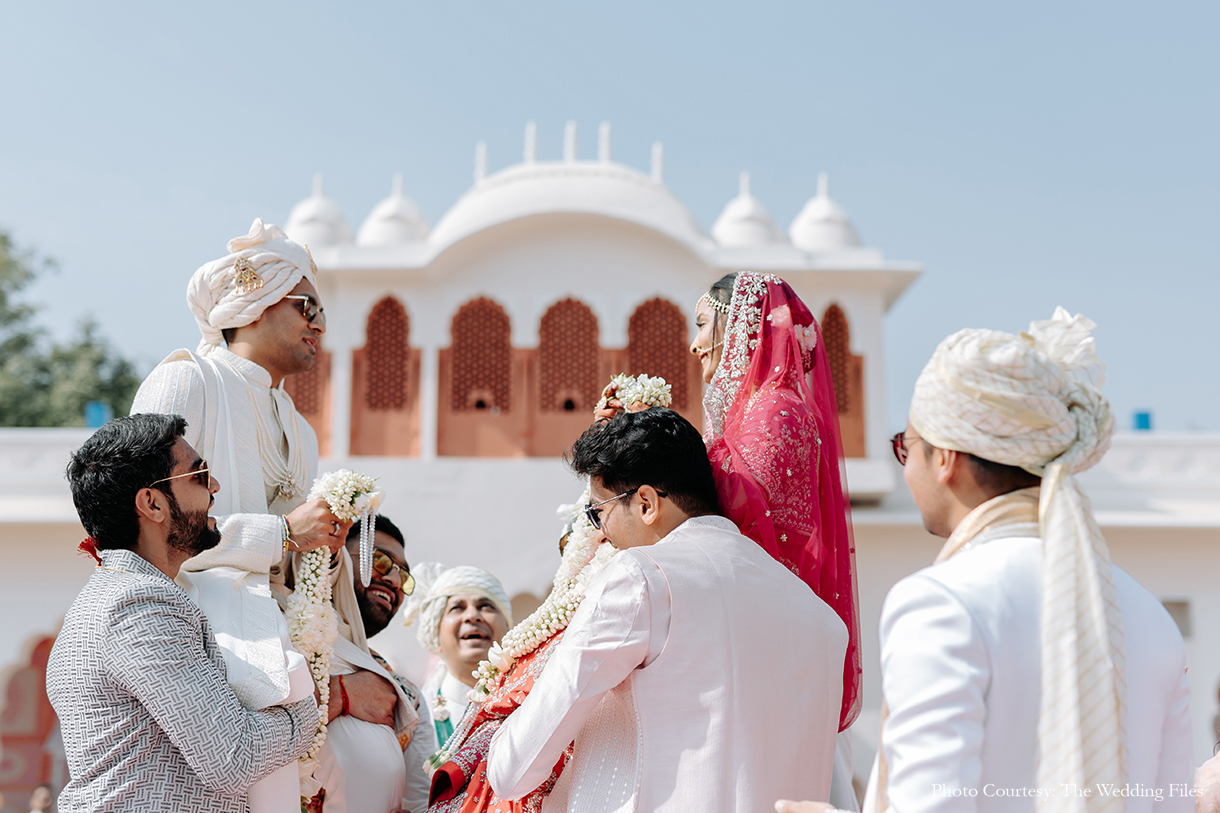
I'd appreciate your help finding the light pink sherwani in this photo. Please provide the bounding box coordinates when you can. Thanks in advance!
[488,515,848,813]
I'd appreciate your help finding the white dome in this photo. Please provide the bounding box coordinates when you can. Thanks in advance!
[789,173,862,252]
[285,174,353,247]
[356,174,429,245]
[430,156,708,253]
[711,172,785,247]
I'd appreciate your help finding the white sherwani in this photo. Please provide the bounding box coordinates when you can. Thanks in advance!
[868,533,1192,813]
[488,515,848,813]
[133,348,431,813]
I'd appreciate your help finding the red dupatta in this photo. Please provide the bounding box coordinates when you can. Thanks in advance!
[703,272,861,731]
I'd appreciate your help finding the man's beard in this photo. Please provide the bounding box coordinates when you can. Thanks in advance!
[354,584,396,638]
[166,499,222,557]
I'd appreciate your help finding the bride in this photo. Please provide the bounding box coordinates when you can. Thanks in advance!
[604,271,862,806]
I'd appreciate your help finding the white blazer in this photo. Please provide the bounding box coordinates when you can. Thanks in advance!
[488,515,849,813]
[868,535,1192,813]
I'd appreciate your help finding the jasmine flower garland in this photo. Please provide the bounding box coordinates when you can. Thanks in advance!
[285,547,337,798]
[307,469,384,586]
[424,485,618,773]
[595,373,672,411]
[287,468,383,798]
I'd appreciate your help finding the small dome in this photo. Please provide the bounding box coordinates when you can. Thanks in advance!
[711,172,785,247]
[789,173,862,252]
[285,174,353,247]
[356,174,430,246]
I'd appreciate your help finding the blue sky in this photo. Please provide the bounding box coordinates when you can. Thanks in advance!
[1,1,1216,430]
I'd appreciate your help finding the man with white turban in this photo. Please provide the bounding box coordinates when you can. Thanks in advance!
[132,220,424,813]
[838,309,1191,813]
[404,564,513,745]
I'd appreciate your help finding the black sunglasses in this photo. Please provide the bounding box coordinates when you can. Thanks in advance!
[282,295,326,325]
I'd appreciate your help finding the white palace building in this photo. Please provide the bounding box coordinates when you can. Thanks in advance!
[1,122,1218,801]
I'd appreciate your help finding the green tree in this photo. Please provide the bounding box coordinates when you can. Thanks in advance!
[0,230,141,426]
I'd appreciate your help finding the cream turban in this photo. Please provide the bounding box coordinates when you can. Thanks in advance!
[909,307,1125,813]
[187,218,317,355]
[403,563,513,655]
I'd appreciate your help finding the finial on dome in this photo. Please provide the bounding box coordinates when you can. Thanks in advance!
[818,171,828,198]
[392,173,403,196]
[564,120,577,162]
[651,142,664,183]
[525,121,537,164]
[475,142,488,182]
[598,122,611,163]
[739,171,751,197]
[312,173,324,197]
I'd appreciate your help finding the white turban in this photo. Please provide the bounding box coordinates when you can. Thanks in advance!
[909,307,1125,813]
[402,563,513,655]
[187,218,317,355]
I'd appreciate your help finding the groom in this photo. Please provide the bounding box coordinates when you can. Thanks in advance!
[487,408,848,812]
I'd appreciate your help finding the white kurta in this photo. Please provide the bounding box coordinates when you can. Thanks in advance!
[868,534,1192,813]
[488,515,848,813]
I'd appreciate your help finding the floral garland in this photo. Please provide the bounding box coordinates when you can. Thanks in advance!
[286,469,384,798]
[308,469,384,586]
[285,547,337,798]
[596,373,672,411]
[424,484,617,773]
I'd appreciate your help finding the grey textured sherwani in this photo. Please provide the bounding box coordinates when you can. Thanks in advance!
[47,548,317,813]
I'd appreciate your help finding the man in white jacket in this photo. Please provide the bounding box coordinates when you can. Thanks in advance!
[488,408,849,812]
[857,309,1191,813]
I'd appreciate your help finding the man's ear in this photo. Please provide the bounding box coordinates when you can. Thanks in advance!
[134,487,170,524]
[935,448,967,487]
[636,485,664,527]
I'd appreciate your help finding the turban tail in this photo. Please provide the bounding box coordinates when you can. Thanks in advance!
[403,563,513,655]
[909,307,1125,813]
[187,218,318,355]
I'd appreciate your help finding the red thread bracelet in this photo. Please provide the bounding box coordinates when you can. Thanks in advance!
[337,675,350,717]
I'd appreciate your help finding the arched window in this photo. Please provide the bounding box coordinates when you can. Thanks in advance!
[538,299,599,412]
[627,298,689,410]
[286,359,322,417]
[451,297,511,412]
[821,304,851,414]
[365,297,409,410]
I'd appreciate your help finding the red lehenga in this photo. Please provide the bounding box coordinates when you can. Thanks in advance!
[428,633,572,813]
[702,272,862,731]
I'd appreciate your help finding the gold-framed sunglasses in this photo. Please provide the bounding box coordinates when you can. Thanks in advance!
[371,549,414,596]
[148,460,211,489]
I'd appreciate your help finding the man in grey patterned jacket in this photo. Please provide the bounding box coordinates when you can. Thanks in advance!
[47,413,318,813]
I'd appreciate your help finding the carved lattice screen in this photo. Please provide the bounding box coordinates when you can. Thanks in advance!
[627,298,689,410]
[365,297,409,411]
[450,297,511,412]
[539,298,600,412]
[821,304,851,415]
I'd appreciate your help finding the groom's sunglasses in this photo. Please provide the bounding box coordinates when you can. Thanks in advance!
[282,295,326,326]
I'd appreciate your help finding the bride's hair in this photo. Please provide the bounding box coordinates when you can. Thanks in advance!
[706,273,736,341]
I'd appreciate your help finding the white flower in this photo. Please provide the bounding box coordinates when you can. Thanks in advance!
[285,546,337,791]
[488,643,513,671]
[596,373,672,410]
